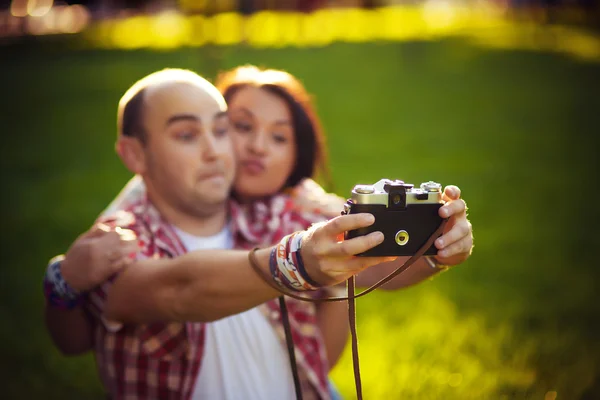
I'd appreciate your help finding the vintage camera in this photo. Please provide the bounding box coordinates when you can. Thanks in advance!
[344,179,444,256]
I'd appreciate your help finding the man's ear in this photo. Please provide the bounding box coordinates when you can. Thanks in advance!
[116,136,146,174]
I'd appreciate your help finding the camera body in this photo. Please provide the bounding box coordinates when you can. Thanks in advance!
[344,179,444,257]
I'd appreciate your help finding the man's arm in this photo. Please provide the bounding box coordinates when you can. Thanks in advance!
[315,286,349,369]
[105,213,393,324]
[105,249,279,323]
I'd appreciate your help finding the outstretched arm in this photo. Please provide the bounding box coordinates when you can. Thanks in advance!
[105,213,394,324]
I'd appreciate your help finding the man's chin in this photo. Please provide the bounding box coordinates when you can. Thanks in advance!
[201,174,228,186]
[199,175,235,193]
[194,191,230,208]
[185,197,228,219]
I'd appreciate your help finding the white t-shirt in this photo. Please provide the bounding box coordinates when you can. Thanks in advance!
[172,225,295,400]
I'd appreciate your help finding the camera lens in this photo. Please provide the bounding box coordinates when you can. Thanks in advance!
[395,230,409,246]
[392,194,401,205]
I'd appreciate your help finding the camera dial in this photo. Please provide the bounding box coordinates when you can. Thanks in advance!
[420,181,442,192]
[355,185,375,194]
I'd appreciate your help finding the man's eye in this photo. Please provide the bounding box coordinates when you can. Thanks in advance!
[177,131,196,141]
[214,127,229,137]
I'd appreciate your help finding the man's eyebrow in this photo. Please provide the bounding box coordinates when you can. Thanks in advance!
[214,111,228,119]
[166,114,200,127]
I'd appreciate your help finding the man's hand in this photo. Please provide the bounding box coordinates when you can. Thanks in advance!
[60,223,138,292]
[300,213,396,286]
[434,185,473,266]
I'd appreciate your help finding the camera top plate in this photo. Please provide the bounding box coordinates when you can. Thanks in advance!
[350,179,443,208]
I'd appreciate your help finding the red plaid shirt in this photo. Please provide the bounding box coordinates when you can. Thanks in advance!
[85,194,331,400]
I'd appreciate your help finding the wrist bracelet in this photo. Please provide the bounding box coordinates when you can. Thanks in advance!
[425,256,450,272]
[43,255,83,310]
[270,232,320,291]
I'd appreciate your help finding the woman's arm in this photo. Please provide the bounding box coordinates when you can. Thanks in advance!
[45,303,95,355]
[43,225,137,354]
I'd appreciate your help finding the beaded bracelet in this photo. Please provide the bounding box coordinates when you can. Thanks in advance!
[43,255,83,310]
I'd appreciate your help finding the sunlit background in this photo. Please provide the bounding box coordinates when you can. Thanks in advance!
[1,0,599,399]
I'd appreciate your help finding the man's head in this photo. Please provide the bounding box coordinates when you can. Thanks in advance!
[116,69,235,220]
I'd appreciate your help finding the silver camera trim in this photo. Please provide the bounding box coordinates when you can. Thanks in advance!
[351,179,443,207]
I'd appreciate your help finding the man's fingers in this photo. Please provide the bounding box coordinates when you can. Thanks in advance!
[330,231,384,257]
[318,213,375,239]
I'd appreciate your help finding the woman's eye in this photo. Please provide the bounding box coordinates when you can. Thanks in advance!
[273,133,288,143]
[233,121,253,133]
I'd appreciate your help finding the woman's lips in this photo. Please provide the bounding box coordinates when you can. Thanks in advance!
[241,159,265,175]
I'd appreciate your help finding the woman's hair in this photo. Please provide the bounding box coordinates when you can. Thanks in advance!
[215,65,331,190]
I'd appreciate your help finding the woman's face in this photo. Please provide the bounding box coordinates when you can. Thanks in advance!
[228,86,297,201]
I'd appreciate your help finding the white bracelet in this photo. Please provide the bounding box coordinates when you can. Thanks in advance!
[425,257,449,272]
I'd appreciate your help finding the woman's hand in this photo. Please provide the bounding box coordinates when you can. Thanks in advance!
[61,223,138,292]
[289,178,346,218]
[434,185,473,266]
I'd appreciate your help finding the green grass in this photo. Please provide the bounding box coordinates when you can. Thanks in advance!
[1,36,599,399]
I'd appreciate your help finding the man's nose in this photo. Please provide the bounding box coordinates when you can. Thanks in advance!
[201,134,223,160]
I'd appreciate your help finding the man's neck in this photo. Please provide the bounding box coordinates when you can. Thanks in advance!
[146,193,228,237]
[168,209,228,237]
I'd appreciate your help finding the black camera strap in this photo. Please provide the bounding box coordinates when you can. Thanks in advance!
[248,218,447,400]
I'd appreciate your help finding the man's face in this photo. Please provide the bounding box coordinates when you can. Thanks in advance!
[140,81,235,217]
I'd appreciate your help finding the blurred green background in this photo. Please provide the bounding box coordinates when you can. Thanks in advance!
[1,32,599,399]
